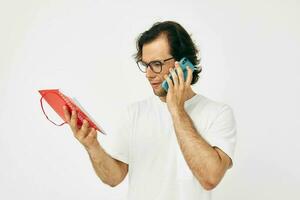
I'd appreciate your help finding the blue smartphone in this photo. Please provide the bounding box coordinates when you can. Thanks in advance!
[162,57,196,92]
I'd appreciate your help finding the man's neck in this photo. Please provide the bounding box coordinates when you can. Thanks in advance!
[159,88,196,103]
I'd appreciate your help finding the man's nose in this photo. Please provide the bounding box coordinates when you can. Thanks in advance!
[145,66,156,78]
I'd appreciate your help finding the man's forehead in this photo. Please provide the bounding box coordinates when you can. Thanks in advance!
[141,36,171,62]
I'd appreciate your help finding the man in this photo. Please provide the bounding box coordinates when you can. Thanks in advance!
[63,21,237,200]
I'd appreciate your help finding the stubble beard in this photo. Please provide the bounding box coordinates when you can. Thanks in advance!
[153,86,167,97]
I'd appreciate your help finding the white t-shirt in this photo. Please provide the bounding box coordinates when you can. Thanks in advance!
[101,94,237,200]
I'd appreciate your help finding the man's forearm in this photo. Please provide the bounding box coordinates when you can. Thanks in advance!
[171,109,224,190]
[86,143,127,187]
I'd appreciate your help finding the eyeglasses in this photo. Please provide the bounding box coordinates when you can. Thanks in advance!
[136,57,174,73]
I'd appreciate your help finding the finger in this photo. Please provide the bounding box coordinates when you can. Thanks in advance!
[170,67,178,89]
[76,120,90,139]
[175,62,184,86]
[80,119,90,133]
[63,106,70,123]
[164,74,173,92]
[70,110,78,133]
[185,66,193,87]
[86,128,97,140]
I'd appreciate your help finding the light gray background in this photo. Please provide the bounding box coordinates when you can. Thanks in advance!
[1,0,299,199]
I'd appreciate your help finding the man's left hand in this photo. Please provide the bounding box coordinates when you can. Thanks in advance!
[164,61,193,116]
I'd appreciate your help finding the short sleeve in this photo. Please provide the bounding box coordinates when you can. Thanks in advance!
[204,104,237,166]
[100,107,131,164]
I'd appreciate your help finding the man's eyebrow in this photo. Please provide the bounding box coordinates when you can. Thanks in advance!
[142,59,163,63]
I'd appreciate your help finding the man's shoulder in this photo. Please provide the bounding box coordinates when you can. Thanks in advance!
[194,94,234,116]
[125,96,157,113]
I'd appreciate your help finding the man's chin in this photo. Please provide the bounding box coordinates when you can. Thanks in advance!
[153,87,167,97]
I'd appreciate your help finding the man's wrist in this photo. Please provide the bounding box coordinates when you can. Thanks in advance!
[85,142,101,155]
[170,107,186,119]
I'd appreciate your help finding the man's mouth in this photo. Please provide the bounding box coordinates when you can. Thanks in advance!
[151,82,161,89]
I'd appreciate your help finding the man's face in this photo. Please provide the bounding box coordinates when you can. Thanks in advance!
[142,35,175,97]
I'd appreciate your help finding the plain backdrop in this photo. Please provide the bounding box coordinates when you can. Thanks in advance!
[1,0,299,199]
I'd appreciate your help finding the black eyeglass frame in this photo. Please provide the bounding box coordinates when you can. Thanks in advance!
[136,57,174,74]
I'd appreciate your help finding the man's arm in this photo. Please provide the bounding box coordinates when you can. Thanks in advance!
[63,106,128,187]
[171,109,231,190]
[86,144,128,187]
[164,64,232,190]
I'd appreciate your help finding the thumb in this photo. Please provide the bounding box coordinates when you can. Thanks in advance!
[87,128,97,139]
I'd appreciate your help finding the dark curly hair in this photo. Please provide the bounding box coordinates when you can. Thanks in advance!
[134,21,202,85]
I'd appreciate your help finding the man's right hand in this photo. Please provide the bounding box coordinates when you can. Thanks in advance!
[63,106,100,151]
[63,105,128,187]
